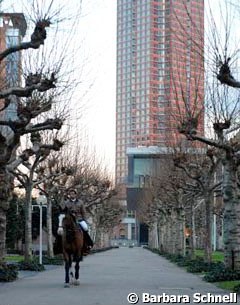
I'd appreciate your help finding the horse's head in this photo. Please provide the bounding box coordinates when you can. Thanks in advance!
[57,208,77,236]
[63,209,77,228]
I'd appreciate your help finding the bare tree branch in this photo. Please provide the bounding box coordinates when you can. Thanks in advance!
[0,19,51,62]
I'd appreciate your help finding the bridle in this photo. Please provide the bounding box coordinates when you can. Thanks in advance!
[62,213,78,243]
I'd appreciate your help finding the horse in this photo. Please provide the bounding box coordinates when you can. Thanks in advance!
[58,209,84,287]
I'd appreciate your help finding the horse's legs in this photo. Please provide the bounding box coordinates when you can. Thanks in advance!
[69,255,74,284]
[72,256,80,286]
[64,255,70,287]
[75,257,80,280]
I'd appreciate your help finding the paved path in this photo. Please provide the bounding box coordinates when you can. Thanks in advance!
[0,248,238,305]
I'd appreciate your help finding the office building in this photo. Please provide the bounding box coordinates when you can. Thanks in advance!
[116,0,204,184]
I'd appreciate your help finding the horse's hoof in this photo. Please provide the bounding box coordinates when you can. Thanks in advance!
[74,279,80,286]
[64,283,70,288]
[70,277,74,285]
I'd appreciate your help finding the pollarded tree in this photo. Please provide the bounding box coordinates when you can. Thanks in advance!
[173,144,222,262]
[36,152,75,258]
[0,33,59,259]
[173,0,240,269]
[156,176,189,255]
[136,161,188,255]
[92,197,124,248]
[13,132,63,261]
[68,153,116,212]
[0,0,82,260]
[37,145,117,249]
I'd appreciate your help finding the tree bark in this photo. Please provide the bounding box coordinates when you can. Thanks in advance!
[188,202,195,259]
[24,183,33,261]
[170,212,177,254]
[153,221,159,249]
[157,216,167,253]
[223,159,240,270]
[47,198,54,257]
[204,196,212,263]
[176,211,185,255]
[0,169,11,260]
[94,228,101,249]
[0,208,7,260]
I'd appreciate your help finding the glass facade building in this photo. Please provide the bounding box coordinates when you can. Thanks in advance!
[116,0,204,184]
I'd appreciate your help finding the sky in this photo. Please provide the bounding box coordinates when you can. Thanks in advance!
[79,1,116,174]
[2,0,117,175]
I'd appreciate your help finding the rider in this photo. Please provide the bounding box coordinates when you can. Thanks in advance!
[59,188,94,254]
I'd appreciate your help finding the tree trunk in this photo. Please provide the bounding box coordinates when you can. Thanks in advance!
[0,207,7,260]
[0,169,11,260]
[157,222,161,251]
[170,212,177,254]
[94,228,101,248]
[188,202,195,259]
[223,159,240,270]
[153,221,159,249]
[24,184,33,261]
[166,215,172,253]
[176,210,185,255]
[47,198,54,258]
[204,196,212,263]
[182,212,186,256]
[161,220,167,252]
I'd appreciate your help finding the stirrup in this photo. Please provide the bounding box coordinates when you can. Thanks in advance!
[83,247,91,256]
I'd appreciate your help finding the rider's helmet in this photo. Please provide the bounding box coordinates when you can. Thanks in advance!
[68,188,77,195]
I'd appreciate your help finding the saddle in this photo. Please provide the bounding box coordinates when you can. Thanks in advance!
[53,230,93,256]
[53,235,63,255]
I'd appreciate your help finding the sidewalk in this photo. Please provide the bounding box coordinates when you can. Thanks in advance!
[0,247,238,305]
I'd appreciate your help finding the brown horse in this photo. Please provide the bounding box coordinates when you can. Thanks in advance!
[59,209,84,287]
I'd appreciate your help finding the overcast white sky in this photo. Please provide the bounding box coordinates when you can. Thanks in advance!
[74,0,116,174]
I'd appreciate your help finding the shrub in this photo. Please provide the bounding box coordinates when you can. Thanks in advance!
[187,260,224,273]
[144,247,226,274]
[144,247,164,256]
[233,283,240,294]
[151,248,162,255]
[0,263,18,282]
[7,249,23,255]
[175,257,191,267]
[42,256,63,265]
[169,254,185,264]
[18,260,45,271]
[204,268,240,282]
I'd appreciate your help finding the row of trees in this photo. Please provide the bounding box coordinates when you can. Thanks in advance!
[0,1,122,262]
[6,147,123,260]
[139,147,222,262]
[139,0,240,270]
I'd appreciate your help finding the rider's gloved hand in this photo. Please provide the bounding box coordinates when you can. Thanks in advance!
[79,219,88,231]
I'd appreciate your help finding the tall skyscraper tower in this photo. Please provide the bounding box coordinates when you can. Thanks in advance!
[116,0,204,184]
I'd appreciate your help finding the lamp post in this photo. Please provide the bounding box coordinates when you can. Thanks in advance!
[35,194,47,264]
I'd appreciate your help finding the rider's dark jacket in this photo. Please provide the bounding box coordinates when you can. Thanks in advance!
[60,198,86,221]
